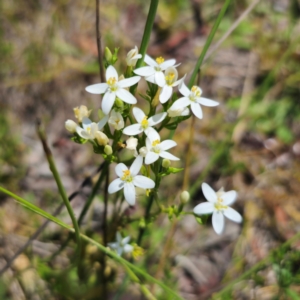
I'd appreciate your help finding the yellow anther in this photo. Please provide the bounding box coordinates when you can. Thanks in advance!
[107,77,117,86]
[141,116,149,129]
[86,126,91,134]
[152,139,160,146]
[132,244,145,260]
[156,56,165,64]
[191,86,201,97]
[121,169,132,181]
[214,197,228,211]
[165,72,175,85]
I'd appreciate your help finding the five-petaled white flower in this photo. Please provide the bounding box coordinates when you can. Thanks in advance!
[123,107,166,136]
[108,232,133,256]
[167,106,190,118]
[76,116,108,140]
[108,155,155,205]
[85,65,141,115]
[126,46,142,67]
[108,109,124,130]
[170,81,219,119]
[134,55,176,87]
[145,131,179,165]
[193,183,242,235]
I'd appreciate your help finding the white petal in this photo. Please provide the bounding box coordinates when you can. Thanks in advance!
[124,244,134,253]
[197,97,219,107]
[108,178,124,194]
[108,242,117,249]
[145,152,159,165]
[173,74,186,87]
[123,124,143,136]
[159,140,177,150]
[146,137,152,150]
[179,81,190,97]
[145,74,156,84]
[130,155,143,176]
[222,191,237,206]
[97,115,109,130]
[144,127,157,136]
[82,117,92,129]
[102,92,116,115]
[118,76,141,88]
[133,175,155,189]
[193,202,214,215]
[148,112,167,126]
[202,183,217,203]
[115,163,128,177]
[159,85,173,103]
[147,129,160,142]
[155,71,166,87]
[116,232,122,243]
[224,207,242,223]
[133,107,145,123]
[144,54,157,67]
[124,182,136,205]
[76,128,90,139]
[212,211,225,235]
[171,97,191,110]
[122,236,131,244]
[191,102,203,119]
[159,151,179,161]
[160,59,176,70]
[85,83,108,94]
[90,123,98,137]
[134,66,155,77]
[116,89,137,104]
[106,65,118,80]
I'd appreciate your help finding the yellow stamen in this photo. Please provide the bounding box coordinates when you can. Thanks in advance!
[165,72,175,85]
[214,197,228,211]
[121,169,132,182]
[156,56,164,64]
[107,77,117,86]
[152,139,160,146]
[191,86,201,97]
[86,126,91,134]
[132,244,145,260]
[141,116,149,129]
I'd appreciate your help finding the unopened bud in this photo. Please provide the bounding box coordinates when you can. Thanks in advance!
[139,147,148,157]
[104,47,112,62]
[95,131,109,146]
[115,98,124,109]
[126,46,142,67]
[73,105,91,122]
[104,145,113,155]
[162,158,171,168]
[180,191,190,204]
[65,120,78,133]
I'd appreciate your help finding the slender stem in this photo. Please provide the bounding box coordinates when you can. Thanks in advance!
[36,122,81,256]
[130,0,159,94]
[96,0,105,82]
[188,0,232,88]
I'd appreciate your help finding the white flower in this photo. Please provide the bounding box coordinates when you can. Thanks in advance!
[126,137,138,157]
[170,81,219,119]
[73,105,91,123]
[193,183,243,235]
[108,232,133,256]
[126,46,142,67]
[76,116,108,140]
[123,107,166,136]
[108,155,155,205]
[167,106,190,118]
[145,131,179,165]
[85,65,141,115]
[139,147,148,157]
[134,55,176,87]
[65,120,78,133]
[95,131,109,146]
[108,109,124,130]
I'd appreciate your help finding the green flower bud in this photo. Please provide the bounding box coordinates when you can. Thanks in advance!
[180,191,190,204]
[104,145,112,155]
[162,158,171,168]
[104,47,112,62]
[115,97,124,109]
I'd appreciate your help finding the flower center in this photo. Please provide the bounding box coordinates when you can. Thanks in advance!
[165,72,175,86]
[152,139,160,146]
[151,139,161,154]
[86,126,91,134]
[189,86,201,101]
[107,77,118,92]
[214,197,228,212]
[156,56,164,65]
[141,116,149,129]
[121,170,133,182]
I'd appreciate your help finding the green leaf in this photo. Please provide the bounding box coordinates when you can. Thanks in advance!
[195,216,203,224]
[71,135,88,144]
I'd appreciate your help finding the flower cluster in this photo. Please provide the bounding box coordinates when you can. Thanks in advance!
[65,46,242,254]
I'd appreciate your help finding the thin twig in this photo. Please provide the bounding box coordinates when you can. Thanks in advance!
[96,0,104,82]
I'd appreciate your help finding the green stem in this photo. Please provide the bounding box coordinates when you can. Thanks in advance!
[0,186,182,300]
[130,0,159,94]
[188,0,231,88]
[36,123,81,257]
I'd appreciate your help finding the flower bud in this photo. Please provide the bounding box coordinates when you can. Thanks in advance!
[115,98,124,109]
[65,120,78,133]
[180,191,190,204]
[104,47,112,62]
[167,107,189,118]
[95,131,109,146]
[108,109,124,130]
[162,158,171,168]
[73,105,91,122]
[139,146,148,157]
[104,145,113,155]
[126,137,138,157]
[126,46,142,67]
